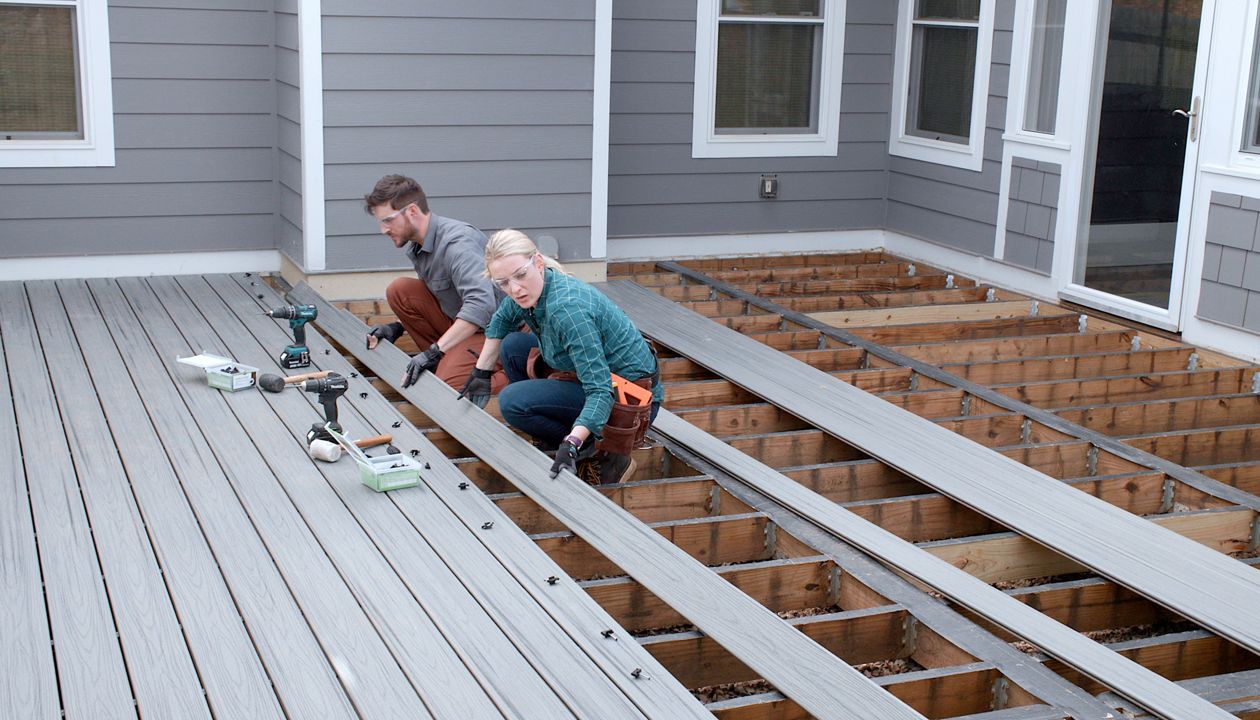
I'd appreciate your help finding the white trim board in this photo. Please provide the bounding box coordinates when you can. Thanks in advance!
[590,0,612,259]
[0,251,281,281]
[607,230,882,261]
[298,0,327,272]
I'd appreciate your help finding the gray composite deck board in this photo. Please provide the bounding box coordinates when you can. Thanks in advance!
[288,282,927,720]
[0,283,136,720]
[230,276,713,720]
[114,277,435,720]
[0,288,59,719]
[81,278,359,720]
[52,280,285,720]
[651,411,1232,720]
[654,439,1117,719]
[655,261,1260,514]
[605,279,1260,652]
[24,282,210,718]
[176,274,568,719]
[599,281,1245,720]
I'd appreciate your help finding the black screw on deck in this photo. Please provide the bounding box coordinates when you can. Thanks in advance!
[392,421,402,428]
[546,576,559,585]
[601,629,615,639]
[458,482,469,490]
[359,392,368,399]
[410,449,420,457]
[631,668,643,679]
[481,521,494,530]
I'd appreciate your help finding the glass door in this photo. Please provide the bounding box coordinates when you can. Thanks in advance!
[1068,0,1207,328]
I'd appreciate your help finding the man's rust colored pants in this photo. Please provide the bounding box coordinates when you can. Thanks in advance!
[386,277,508,393]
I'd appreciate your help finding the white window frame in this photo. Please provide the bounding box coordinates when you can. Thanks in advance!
[691,0,846,159]
[888,0,995,171]
[0,0,114,168]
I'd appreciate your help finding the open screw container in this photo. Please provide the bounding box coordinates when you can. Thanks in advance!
[325,423,420,492]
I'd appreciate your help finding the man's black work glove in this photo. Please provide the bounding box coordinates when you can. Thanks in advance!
[456,367,494,408]
[366,321,404,350]
[550,436,580,478]
[401,342,444,388]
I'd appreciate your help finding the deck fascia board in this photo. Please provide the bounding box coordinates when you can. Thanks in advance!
[288,281,927,720]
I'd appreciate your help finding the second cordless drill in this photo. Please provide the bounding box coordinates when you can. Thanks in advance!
[301,373,348,443]
[265,304,317,369]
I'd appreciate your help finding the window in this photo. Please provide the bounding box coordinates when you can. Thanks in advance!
[692,0,845,158]
[0,0,114,167]
[889,0,994,170]
[1022,0,1066,135]
[1244,17,1260,154]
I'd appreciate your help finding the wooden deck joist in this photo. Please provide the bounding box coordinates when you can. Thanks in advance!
[651,261,1260,516]
[290,282,928,720]
[602,279,1260,717]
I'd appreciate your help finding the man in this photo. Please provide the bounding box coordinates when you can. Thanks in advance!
[363,174,508,393]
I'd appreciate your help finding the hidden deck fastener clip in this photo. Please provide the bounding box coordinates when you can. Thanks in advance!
[546,575,560,585]
[481,521,494,530]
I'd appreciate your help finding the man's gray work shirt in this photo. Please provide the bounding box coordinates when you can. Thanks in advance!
[404,214,500,329]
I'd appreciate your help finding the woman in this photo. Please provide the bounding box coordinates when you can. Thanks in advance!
[459,229,662,485]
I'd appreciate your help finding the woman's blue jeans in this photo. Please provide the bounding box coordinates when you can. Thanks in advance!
[497,332,659,449]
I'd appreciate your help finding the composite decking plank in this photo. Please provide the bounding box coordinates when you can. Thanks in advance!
[288,281,924,720]
[600,280,1254,720]
[227,275,711,720]
[0,283,135,720]
[53,280,285,720]
[650,410,1233,720]
[82,278,358,720]
[24,282,210,718]
[116,276,434,720]
[180,274,573,720]
[0,285,59,719]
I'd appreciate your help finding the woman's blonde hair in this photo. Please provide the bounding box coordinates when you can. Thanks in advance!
[484,228,566,274]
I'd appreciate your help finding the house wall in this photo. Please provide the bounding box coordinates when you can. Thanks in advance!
[1199,192,1260,332]
[884,0,1014,257]
[275,0,303,265]
[318,0,596,270]
[0,0,278,259]
[604,0,890,240]
[1003,157,1060,275]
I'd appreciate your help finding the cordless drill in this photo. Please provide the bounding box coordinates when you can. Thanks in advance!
[265,304,317,369]
[301,373,348,444]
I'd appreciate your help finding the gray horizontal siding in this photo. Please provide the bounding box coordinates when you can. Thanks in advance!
[884,0,1014,256]
[275,3,302,263]
[0,0,278,260]
[320,3,596,269]
[606,0,893,240]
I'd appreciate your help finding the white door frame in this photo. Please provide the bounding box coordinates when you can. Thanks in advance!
[1057,0,1217,331]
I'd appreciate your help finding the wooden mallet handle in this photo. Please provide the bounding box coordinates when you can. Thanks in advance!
[283,370,331,385]
[353,434,392,450]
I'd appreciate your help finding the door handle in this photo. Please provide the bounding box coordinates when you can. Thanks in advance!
[1171,96,1201,141]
